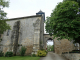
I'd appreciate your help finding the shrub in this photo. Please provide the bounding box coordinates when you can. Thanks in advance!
[41,49,48,54]
[37,50,47,57]
[40,49,48,54]
[5,51,13,57]
[32,54,36,57]
[20,46,26,56]
[0,51,4,57]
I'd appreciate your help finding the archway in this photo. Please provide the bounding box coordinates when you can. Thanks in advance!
[47,38,54,52]
[43,34,55,52]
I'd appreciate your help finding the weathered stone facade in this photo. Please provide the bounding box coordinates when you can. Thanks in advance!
[44,34,75,54]
[0,15,44,55]
[62,53,80,60]
[0,10,78,56]
[54,39,74,54]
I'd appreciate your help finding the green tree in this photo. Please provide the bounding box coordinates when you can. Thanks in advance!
[45,1,80,42]
[51,45,54,51]
[47,45,54,51]
[63,0,80,44]
[0,0,10,40]
[63,0,80,6]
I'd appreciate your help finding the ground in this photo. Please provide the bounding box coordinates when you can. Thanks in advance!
[40,52,68,60]
[0,56,40,60]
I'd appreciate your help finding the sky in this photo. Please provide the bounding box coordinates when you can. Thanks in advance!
[4,0,63,45]
[4,0,63,19]
[47,40,53,45]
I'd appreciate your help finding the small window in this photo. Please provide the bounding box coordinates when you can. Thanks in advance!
[7,29,10,36]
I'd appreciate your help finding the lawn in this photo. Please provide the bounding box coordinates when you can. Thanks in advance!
[0,56,41,60]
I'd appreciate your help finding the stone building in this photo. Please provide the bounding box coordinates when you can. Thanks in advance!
[0,10,45,55]
[43,34,75,54]
[0,10,77,55]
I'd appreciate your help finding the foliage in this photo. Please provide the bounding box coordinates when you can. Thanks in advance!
[45,1,80,41]
[37,50,47,57]
[0,56,40,60]
[20,46,26,56]
[47,45,54,51]
[63,0,80,44]
[0,51,4,57]
[0,20,10,34]
[32,54,36,57]
[0,0,10,34]
[63,0,80,6]
[41,49,48,54]
[5,51,13,57]
[51,45,54,51]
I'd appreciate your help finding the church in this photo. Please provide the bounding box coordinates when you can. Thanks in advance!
[0,10,45,55]
[0,10,76,55]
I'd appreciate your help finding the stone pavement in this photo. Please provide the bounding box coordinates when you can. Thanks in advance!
[40,52,68,60]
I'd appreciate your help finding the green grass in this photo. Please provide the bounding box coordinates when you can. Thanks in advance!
[0,56,40,60]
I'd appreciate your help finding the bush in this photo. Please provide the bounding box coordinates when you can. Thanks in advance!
[5,51,13,57]
[0,51,4,57]
[37,50,47,57]
[41,49,48,54]
[32,54,36,57]
[20,46,26,56]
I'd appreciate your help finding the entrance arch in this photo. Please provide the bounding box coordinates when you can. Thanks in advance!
[47,38,54,52]
[43,34,55,52]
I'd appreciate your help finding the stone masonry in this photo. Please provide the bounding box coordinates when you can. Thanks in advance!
[44,34,75,54]
[0,10,77,55]
[0,15,44,55]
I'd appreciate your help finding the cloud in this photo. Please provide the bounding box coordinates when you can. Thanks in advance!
[47,41,53,45]
[4,0,63,19]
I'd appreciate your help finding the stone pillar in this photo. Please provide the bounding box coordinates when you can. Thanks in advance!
[44,37,48,50]
[32,19,40,54]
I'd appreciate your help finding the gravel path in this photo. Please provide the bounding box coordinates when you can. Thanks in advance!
[40,52,68,60]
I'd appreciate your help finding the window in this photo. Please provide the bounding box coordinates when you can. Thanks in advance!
[7,29,10,36]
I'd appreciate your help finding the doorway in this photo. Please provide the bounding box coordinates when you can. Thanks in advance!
[47,38,54,52]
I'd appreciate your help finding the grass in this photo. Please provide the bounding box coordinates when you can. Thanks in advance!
[0,56,41,60]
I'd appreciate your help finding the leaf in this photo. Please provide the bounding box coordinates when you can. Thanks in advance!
[45,1,80,43]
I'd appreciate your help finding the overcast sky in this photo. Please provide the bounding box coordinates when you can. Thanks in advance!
[4,0,63,45]
[47,40,53,45]
[4,0,63,19]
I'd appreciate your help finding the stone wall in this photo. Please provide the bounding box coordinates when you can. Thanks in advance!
[43,35,74,54]
[62,53,80,60]
[43,34,54,50]
[0,15,42,55]
[54,39,74,54]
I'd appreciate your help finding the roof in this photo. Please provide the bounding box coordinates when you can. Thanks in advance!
[44,34,49,35]
[6,15,42,21]
[36,10,45,14]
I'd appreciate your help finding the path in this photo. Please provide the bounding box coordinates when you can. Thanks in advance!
[40,52,68,60]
